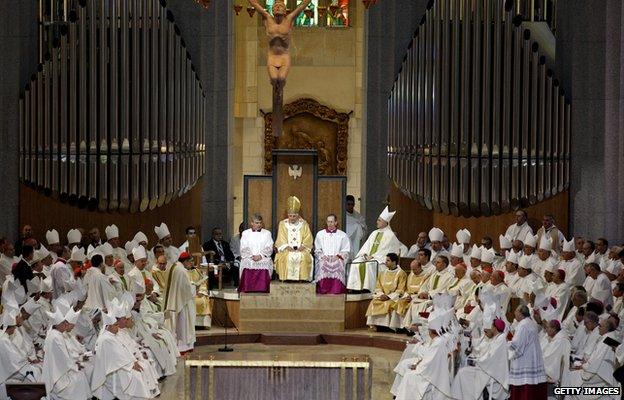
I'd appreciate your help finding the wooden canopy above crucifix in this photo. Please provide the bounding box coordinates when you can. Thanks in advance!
[263,98,350,176]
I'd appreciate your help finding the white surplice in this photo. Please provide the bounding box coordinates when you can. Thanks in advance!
[314,229,350,283]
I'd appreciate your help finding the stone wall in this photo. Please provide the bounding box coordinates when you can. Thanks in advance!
[232,2,366,233]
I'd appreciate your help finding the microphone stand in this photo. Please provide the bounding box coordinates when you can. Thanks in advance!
[219,262,234,352]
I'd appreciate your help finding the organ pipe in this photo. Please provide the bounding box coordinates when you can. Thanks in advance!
[20,0,206,212]
[387,0,570,217]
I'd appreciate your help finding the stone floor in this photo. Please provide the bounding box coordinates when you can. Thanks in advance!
[160,343,402,400]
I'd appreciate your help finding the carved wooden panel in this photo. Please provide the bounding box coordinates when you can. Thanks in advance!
[317,177,347,233]
[264,98,349,176]
[243,176,273,231]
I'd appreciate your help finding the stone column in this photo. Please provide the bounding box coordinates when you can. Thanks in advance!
[363,0,427,227]
[167,0,234,238]
[0,1,38,241]
[556,0,624,241]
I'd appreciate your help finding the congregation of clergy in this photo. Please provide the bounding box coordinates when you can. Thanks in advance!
[0,194,623,399]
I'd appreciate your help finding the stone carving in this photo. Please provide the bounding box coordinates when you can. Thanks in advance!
[264,98,350,176]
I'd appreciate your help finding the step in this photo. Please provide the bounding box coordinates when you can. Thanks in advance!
[240,296,345,309]
[239,319,345,333]
[239,308,345,320]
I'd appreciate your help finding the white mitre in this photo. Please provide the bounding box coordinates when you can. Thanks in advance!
[429,227,444,242]
[46,229,60,245]
[378,206,396,223]
[105,224,119,240]
[456,229,471,245]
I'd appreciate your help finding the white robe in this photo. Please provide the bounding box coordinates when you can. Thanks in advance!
[42,329,92,400]
[347,226,406,291]
[587,273,613,307]
[163,262,196,352]
[541,330,571,384]
[314,229,350,284]
[0,254,17,286]
[559,258,585,287]
[564,333,618,399]
[396,335,453,400]
[239,229,274,275]
[451,333,509,400]
[92,329,158,400]
[345,210,367,259]
[50,261,76,298]
[505,222,533,242]
[84,267,116,311]
[131,309,178,377]
[508,318,547,385]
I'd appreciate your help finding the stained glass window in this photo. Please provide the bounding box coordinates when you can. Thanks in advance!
[263,0,350,28]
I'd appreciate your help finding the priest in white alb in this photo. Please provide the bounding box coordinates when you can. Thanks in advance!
[239,213,274,293]
[345,195,367,259]
[347,206,406,292]
[274,196,314,281]
[314,214,350,294]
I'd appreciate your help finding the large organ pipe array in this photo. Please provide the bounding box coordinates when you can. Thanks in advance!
[387,0,570,217]
[20,0,206,212]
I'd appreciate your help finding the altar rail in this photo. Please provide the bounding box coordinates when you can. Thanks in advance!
[185,353,372,400]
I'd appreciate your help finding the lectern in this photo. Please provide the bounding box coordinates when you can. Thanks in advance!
[243,149,346,235]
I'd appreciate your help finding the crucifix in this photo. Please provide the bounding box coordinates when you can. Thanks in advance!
[248,0,312,137]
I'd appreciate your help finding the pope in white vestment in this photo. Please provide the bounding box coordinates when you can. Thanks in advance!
[314,214,350,294]
[347,206,406,292]
[274,196,314,281]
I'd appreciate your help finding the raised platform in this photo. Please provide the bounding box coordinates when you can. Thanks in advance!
[210,283,373,332]
[195,328,407,352]
[239,282,345,332]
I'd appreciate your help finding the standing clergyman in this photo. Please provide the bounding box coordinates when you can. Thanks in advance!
[314,214,350,294]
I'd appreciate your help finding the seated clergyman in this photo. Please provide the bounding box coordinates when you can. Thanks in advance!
[365,253,407,331]
[274,196,314,282]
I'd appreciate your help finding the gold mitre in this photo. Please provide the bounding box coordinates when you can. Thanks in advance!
[286,196,301,214]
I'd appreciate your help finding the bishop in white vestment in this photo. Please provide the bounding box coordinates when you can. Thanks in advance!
[42,307,92,400]
[347,206,406,292]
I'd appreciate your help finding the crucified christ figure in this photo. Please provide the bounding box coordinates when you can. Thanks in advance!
[248,0,312,136]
